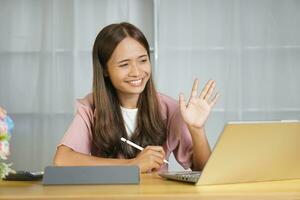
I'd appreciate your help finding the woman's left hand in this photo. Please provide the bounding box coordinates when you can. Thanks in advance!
[179,79,220,129]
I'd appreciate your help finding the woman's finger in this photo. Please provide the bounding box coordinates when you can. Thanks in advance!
[151,160,163,171]
[179,93,186,113]
[190,79,199,98]
[152,154,164,165]
[203,80,216,100]
[146,145,164,152]
[148,149,165,159]
[209,92,221,107]
[145,146,165,158]
[199,80,214,99]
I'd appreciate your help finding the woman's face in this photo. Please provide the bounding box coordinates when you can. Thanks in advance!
[106,37,151,103]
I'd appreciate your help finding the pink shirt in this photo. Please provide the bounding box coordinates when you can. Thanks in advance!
[59,93,193,171]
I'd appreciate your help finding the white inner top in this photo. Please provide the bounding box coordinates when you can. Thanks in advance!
[120,106,138,138]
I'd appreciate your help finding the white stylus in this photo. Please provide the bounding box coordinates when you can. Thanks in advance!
[121,137,169,164]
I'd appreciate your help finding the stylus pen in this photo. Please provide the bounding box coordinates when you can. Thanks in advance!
[120,137,169,164]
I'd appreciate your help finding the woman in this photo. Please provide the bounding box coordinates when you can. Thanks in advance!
[54,22,220,173]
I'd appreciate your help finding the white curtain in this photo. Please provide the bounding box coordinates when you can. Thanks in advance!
[1,0,299,171]
[156,0,300,157]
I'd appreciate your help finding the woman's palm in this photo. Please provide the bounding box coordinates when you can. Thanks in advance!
[179,79,220,129]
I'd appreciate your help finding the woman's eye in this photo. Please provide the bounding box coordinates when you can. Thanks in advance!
[140,59,147,63]
[119,63,128,67]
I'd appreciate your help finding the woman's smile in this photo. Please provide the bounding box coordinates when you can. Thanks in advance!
[127,78,143,87]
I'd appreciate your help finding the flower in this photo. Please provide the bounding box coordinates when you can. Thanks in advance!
[0,140,10,160]
[0,162,14,179]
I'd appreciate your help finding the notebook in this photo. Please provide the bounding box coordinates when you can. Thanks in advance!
[159,120,300,185]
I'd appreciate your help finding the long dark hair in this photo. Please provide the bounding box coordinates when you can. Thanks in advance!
[91,22,166,158]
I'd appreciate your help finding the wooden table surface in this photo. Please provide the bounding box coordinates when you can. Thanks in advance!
[1,173,300,200]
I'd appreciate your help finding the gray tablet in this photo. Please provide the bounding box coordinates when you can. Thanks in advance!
[43,165,140,185]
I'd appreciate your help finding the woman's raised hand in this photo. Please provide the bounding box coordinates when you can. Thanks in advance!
[179,79,220,129]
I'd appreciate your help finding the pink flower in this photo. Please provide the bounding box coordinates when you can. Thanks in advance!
[0,122,8,134]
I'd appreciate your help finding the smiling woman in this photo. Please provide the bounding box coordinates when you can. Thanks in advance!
[106,37,152,108]
[90,23,166,161]
[53,22,220,173]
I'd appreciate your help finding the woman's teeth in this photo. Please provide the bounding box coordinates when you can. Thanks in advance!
[128,79,142,86]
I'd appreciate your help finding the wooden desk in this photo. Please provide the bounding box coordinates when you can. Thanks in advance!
[1,173,300,200]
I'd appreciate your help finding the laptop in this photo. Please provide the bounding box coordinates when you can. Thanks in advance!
[159,120,300,185]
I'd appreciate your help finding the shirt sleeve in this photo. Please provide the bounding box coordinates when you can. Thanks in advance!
[166,108,193,170]
[58,100,93,155]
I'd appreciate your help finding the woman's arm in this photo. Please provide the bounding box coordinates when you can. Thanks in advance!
[54,145,131,166]
[179,79,220,171]
[188,127,211,171]
[54,145,166,173]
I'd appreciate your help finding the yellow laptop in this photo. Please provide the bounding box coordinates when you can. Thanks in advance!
[158,120,300,185]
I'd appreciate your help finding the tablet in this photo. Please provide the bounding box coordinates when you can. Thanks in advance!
[42,165,140,185]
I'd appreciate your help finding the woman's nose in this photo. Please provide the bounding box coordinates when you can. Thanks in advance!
[128,61,140,76]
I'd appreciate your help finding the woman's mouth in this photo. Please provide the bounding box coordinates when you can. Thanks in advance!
[127,78,143,87]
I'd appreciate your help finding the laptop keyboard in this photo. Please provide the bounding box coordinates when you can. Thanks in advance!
[160,171,201,183]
